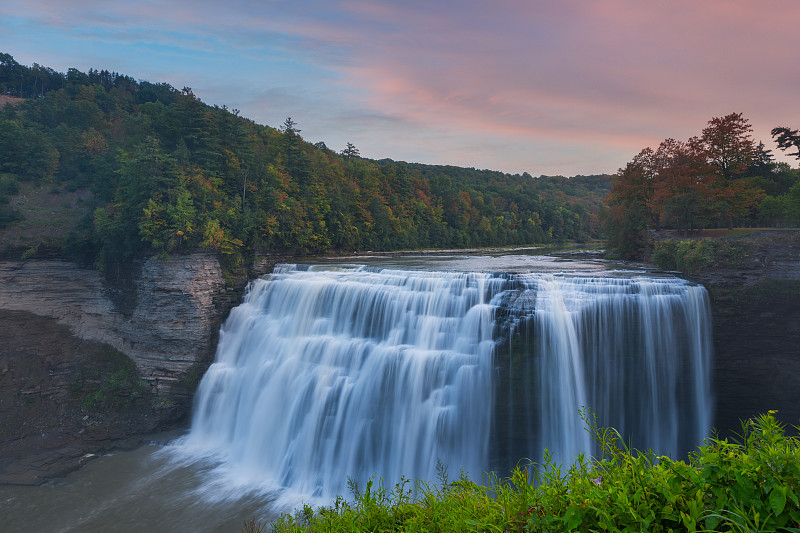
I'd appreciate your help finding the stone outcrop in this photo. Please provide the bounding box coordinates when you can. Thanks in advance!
[685,231,800,435]
[0,310,152,484]
[0,254,233,398]
[708,279,800,435]
[0,253,252,483]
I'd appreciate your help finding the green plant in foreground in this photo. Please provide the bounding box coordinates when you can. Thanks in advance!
[261,411,800,532]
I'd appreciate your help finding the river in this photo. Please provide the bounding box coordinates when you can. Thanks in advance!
[0,252,713,532]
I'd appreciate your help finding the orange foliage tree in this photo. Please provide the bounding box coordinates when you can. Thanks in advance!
[606,113,766,258]
[697,113,763,227]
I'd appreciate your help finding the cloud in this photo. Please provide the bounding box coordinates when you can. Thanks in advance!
[1,0,798,174]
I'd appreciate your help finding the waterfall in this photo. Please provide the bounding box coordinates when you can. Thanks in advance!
[496,274,713,467]
[182,265,506,500]
[181,265,713,501]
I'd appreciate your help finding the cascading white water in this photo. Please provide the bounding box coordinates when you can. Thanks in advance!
[500,274,713,466]
[182,265,506,500]
[181,265,713,502]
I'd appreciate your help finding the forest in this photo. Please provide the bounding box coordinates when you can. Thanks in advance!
[0,53,609,272]
[605,111,800,259]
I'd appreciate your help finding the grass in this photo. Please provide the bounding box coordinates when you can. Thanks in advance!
[261,411,800,532]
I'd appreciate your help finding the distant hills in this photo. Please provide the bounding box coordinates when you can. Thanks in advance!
[0,52,609,270]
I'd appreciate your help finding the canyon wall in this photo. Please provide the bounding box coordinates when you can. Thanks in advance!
[687,231,800,435]
[0,253,249,483]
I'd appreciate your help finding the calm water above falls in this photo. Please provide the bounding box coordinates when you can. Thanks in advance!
[0,257,713,532]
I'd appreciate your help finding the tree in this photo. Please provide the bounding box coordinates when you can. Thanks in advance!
[605,149,657,259]
[0,53,24,96]
[786,181,800,225]
[66,67,89,86]
[281,116,299,136]
[96,136,178,262]
[341,142,360,159]
[650,138,714,234]
[697,113,762,227]
[280,117,310,181]
[139,183,197,252]
[605,112,767,257]
[699,113,756,180]
[0,53,610,266]
[772,127,800,160]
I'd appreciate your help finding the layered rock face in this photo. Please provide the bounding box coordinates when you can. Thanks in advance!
[709,279,800,435]
[687,232,800,435]
[0,254,231,397]
[0,253,242,483]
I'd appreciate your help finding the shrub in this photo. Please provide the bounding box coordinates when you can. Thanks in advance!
[652,238,745,273]
[266,411,800,532]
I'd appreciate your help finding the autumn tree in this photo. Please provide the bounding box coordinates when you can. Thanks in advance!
[139,181,197,252]
[650,138,714,234]
[697,113,762,227]
[700,113,756,180]
[606,112,769,257]
[606,149,657,259]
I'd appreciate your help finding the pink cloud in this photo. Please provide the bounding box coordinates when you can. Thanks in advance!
[2,0,798,174]
[311,1,800,166]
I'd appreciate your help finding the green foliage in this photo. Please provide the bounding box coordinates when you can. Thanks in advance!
[0,174,23,228]
[772,127,800,161]
[652,238,745,273]
[242,519,268,533]
[268,412,800,532]
[787,181,800,225]
[0,52,608,269]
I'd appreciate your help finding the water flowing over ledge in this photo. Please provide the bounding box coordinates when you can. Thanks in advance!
[178,264,713,502]
[494,274,712,470]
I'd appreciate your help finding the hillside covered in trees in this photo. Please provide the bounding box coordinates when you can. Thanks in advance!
[605,112,800,259]
[0,53,609,272]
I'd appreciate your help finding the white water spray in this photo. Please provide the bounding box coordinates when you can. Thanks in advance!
[181,266,713,501]
[183,266,505,500]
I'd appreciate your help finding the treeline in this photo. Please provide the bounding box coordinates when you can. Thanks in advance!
[0,53,608,269]
[605,112,800,259]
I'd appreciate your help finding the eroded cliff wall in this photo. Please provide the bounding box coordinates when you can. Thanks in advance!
[0,253,243,483]
[687,231,800,435]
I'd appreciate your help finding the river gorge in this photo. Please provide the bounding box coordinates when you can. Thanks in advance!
[1,238,799,532]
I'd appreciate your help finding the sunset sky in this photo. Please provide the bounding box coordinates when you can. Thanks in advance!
[2,1,798,176]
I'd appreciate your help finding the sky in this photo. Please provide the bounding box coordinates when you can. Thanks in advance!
[1,1,799,176]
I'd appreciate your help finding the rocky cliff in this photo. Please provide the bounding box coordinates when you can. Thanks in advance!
[0,253,247,483]
[686,231,800,436]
